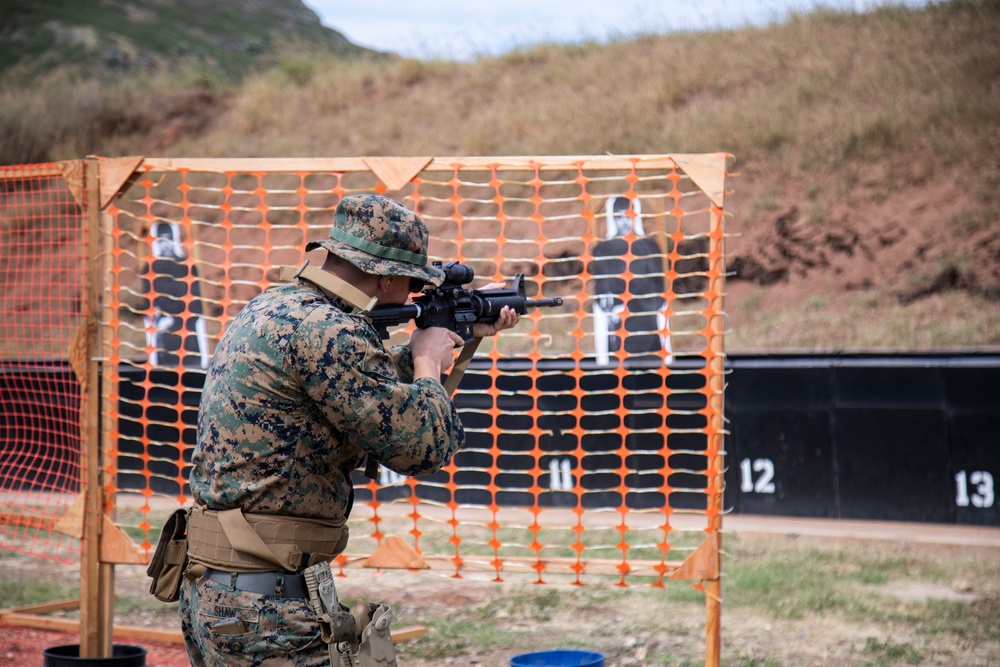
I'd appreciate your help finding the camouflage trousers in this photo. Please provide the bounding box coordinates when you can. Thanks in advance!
[179,574,330,666]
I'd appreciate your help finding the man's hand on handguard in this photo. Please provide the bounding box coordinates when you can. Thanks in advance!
[472,282,522,339]
[410,282,521,381]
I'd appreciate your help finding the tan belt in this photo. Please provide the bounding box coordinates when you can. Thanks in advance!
[186,505,349,574]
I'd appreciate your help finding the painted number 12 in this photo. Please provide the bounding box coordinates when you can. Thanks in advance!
[740,458,776,494]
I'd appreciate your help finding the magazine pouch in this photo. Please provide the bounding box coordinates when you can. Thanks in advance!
[146,507,189,603]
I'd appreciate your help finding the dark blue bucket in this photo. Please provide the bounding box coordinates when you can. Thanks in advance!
[42,644,147,667]
[509,649,605,667]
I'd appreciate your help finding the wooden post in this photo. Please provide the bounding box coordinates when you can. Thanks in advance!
[98,202,119,654]
[79,157,114,657]
[703,195,728,667]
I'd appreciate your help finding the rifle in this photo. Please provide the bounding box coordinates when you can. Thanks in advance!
[368,261,563,343]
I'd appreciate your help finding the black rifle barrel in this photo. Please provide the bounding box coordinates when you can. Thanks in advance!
[526,297,563,308]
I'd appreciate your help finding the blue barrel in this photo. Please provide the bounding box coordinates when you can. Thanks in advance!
[509,649,605,667]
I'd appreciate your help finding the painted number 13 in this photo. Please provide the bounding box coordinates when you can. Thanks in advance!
[955,470,995,508]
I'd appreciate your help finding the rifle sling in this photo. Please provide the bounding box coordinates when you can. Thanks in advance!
[279,261,377,314]
[217,508,303,571]
[444,338,480,397]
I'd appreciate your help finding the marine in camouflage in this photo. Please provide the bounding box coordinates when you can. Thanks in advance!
[188,279,464,518]
[180,194,465,666]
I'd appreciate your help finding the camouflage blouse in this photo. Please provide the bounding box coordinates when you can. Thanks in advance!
[189,280,465,520]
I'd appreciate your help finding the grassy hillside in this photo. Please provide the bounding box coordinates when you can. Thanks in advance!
[0,0,379,80]
[1,0,998,351]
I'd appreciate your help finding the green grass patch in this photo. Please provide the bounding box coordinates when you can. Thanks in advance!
[0,578,78,608]
[403,615,531,659]
[860,637,923,665]
[114,593,178,620]
[917,595,1000,644]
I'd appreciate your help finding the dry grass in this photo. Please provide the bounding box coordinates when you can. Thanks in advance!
[4,2,997,183]
[1,1,998,352]
[153,2,1000,168]
[727,287,1000,351]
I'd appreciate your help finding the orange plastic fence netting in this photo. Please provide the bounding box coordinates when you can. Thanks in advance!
[0,155,727,585]
[99,155,729,587]
[0,162,89,564]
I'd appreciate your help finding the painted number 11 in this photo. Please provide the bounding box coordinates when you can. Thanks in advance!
[955,470,995,508]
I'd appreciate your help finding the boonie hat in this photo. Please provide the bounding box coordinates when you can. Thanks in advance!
[307,195,445,286]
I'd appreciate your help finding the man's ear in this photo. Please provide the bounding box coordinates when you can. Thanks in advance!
[377,275,393,293]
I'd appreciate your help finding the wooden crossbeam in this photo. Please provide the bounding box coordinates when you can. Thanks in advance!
[0,608,426,646]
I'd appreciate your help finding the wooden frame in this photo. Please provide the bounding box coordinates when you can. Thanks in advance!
[0,153,728,666]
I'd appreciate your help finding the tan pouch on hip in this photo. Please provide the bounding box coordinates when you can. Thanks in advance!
[146,508,190,603]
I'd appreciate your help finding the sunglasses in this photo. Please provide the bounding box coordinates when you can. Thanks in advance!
[409,278,427,294]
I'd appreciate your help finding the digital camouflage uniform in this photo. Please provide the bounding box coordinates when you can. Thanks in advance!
[180,195,460,666]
